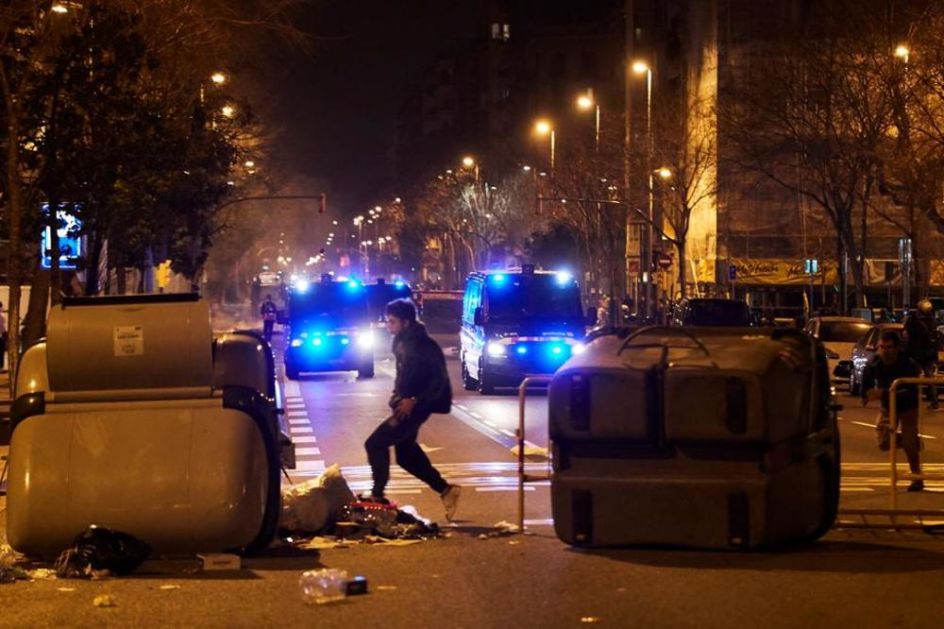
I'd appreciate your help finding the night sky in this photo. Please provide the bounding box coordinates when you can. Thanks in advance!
[262,0,480,216]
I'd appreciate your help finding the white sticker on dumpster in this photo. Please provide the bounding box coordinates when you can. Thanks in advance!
[114,325,144,356]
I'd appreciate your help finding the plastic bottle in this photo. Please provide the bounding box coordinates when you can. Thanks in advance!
[299,568,349,605]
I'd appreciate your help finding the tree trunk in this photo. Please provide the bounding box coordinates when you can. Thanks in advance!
[21,269,50,349]
[116,267,127,294]
[3,71,24,388]
[677,240,688,300]
[85,234,104,296]
[48,198,62,305]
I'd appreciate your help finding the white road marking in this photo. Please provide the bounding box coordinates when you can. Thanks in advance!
[849,420,936,439]
[288,419,309,426]
[386,489,423,495]
[292,426,314,434]
[523,518,555,526]
[476,487,535,492]
[292,436,317,444]
[419,444,444,453]
[295,447,321,456]
[295,460,326,472]
[501,429,516,438]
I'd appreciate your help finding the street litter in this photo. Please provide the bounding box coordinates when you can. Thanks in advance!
[580,617,601,624]
[0,544,28,583]
[478,521,521,539]
[27,568,57,580]
[510,444,549,459]
[376,585,398,591]
[55,526,150,579]
[281,464,355,533]
[93,594,117,608]
[159,584,181,590]
[198,554,241,571]
[299,568,348,605]
[57,587,76,593]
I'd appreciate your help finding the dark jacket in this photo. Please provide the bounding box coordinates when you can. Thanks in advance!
[861,354,922,413]
[904,313,940,364]
[391,321,452,414]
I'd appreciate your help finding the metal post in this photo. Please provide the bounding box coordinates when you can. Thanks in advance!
[645,68,653,320]
[594,104,600,153]
[550,130,556,175]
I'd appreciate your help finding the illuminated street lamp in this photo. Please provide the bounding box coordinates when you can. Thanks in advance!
[51,4,69,13]
[211,72,227,85]
[894,44,910,63]
[533,119,556,173]
[244,160,255,168]
[656,167,672,179]
[461,155,480,181]
[575,90,600,152]
[221,105,235,118]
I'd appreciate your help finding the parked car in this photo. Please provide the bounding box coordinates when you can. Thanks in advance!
[804,316,871,389]
[849,323,905,394]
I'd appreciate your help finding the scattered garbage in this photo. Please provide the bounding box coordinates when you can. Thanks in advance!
[92,594,117,608]
[299,568,349,605]
[57,587,76,593]
[159,584,181,591]
[0,545,28,583]
[331,500,440,540]
[510,444,549,459]
[55,526,151,579]
[281,464,355,533]
[26,568,57,580]
[478,521,521,540]
[375,585,398,592]
[344,576,369,596]
[197,553,241,571]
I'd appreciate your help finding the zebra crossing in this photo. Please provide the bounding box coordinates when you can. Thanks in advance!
[282,380,325,476]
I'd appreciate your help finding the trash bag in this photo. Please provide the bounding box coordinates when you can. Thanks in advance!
[331,501,439,540]
[55,526,151,579]
[280,464,356,534]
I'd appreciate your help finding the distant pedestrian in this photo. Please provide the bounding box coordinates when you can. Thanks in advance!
[260,294,277,342]
[903,299,940,409]
[362,299,462,520]
[862,330,924,491]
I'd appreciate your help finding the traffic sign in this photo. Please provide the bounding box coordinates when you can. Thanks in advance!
[657,253,672,269]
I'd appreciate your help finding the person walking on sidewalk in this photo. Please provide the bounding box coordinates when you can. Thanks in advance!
[363,299,462,520]
[862,330,925,491]
[260,294,278,343]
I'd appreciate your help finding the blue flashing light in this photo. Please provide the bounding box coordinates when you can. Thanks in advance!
[341,338,350,345]
[312,338,323,347]
[551,345,564,355]
[294,278,311,293]
[347,279,362,290]
[516,346,528,355]
[492,273,506,283]
[394,280,406,289]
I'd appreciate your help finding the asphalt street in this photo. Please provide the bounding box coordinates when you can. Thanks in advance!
[3,325,944,627]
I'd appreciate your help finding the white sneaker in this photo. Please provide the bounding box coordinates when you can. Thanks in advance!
[441,485,462,521]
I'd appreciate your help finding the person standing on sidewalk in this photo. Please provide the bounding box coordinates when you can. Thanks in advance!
[363,299,462,520]
[903,299,940,409]
[862,330,925,491]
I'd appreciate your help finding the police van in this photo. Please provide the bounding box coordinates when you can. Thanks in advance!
[284,275,375,380]
[460,266,594,394]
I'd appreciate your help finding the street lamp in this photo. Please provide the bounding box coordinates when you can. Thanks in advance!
[894,44,910,63]
[51,4,69,13]
[221,104,235,118]
[576,89,601,152]
[533,119,555,174]
[461,155,480,181]
[633,60,655,319]
[656,167,672,179]
[211,72,227,85]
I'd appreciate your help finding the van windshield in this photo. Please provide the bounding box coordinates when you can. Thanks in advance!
[486,275,582,323]
[290,283,369,326]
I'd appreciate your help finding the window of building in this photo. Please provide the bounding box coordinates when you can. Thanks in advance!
[491,23,511,42]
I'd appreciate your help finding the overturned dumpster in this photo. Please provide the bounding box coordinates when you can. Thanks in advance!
[549,326,840,550]
[6,294,288,558]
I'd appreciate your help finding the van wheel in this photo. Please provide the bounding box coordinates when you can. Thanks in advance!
[358,362,375,379]
[461,355,478,391]
[479,367,495,395]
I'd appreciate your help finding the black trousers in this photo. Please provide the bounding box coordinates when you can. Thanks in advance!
[365,410,448,497]
[263,320,274,341]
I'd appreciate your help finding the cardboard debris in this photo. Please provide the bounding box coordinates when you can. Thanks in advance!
[93,594,117,608]
[198,554,241,571]
[510,445,549,459]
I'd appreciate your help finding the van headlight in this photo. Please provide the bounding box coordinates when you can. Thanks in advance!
[487,341,507,357]
[356,330,375,349]
[571,342,586,355]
